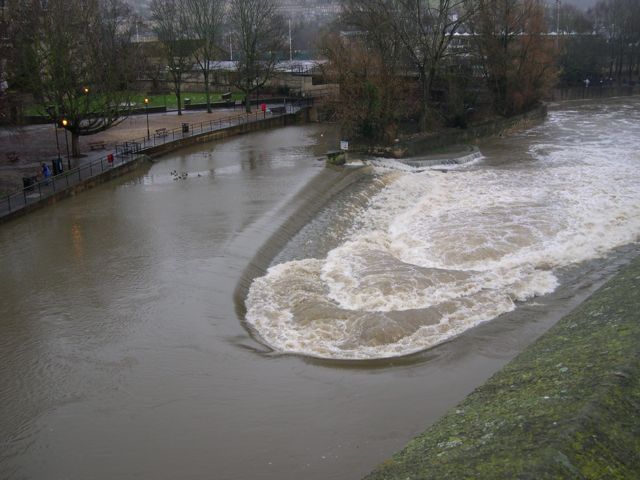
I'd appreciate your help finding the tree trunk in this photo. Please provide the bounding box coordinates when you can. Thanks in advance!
[71,131,80,159]
[204,70,212,114]
[244,94,251,113]
[419,72,428,132]
[176,89,182,116]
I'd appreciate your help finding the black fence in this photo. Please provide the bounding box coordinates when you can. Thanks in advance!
[0,151,138,217]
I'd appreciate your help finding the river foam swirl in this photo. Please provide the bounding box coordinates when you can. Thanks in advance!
[246,100,640,359]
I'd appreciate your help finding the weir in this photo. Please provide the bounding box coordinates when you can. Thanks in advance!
[242,97,640,361]
[400,148,484,168]
[233,165,371,319]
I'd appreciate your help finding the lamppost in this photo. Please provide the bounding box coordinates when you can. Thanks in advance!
[82,86,90,111]
[144,97,150,140]
[255,76,259,111]
[61,118,71,170]
[46,106,61,162]
[54,123,61,160]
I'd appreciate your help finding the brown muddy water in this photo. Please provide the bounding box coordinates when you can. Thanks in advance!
[1,99,640,479]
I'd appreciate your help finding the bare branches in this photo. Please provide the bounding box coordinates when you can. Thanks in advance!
[182,0,226,112]
[228,0,285,112]
[344,0,473,132]
[7,0,141,155]
[468,0,556,116]
[151,0,198,115]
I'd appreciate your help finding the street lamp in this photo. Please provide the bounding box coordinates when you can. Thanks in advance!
[144,97,150,140]
[46,106,62,162]
[82,87,90,110]
[61,118,71,170]
[255,76,259,111]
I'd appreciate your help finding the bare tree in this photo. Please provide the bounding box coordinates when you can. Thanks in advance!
[228,0,285,112]
[320,30,410,142]
[151,0,198,115]
[594,0,640,83]
[7,0,140,157]
[396,0,474,131]
[345,0,473,132]
[468,0,557,115]
[322,2,409,141]
[183,0,227,113]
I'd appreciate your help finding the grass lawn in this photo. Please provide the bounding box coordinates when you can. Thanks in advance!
[25,92,245,117]
[131,92,244,109]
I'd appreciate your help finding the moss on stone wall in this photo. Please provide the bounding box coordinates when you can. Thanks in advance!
[365,255,640,479]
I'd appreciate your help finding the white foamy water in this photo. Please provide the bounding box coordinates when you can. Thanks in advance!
[246,101,640,359]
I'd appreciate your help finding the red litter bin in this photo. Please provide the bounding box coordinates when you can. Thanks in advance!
[107,153,114,164]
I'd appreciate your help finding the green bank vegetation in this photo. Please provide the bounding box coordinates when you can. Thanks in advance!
[366,256,640,479]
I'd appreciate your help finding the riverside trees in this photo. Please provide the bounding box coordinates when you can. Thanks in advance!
[151,0,285,114]
[469,0,557,116]
[229,0,286,112]
[344,0,474,132]
[183,0,227,113]
[5,0,140,157]
[4,0,286,146]
[332,0,557,140]
[150,0,197,116]
[593,0,640,83]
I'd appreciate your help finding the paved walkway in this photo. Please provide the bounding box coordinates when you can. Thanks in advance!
[0,105,267,195]
[0,102,301,218]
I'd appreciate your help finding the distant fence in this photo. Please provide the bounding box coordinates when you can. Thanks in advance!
[548,84,639,102]
[1,98,310,221]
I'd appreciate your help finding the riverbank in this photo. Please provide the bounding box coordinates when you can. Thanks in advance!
[357,104,548,158]
[0,107,306,223]
[365,253,640,479]
[0,106,263,196]
[2,101,638,479]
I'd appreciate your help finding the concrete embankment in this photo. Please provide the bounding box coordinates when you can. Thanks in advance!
[365,254,640,479]
[143,112,303,161]
[0,111,306,224]
[0,155,152,225]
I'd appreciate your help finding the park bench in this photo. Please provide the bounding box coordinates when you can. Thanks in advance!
[88,140,106,151]
[155,128,168,137]
[270,106,286,115]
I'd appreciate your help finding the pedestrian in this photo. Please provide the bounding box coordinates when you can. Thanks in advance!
[42,163,51,184]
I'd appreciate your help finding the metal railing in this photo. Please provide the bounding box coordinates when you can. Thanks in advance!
[1,99,309,218]
[0,151,138,216]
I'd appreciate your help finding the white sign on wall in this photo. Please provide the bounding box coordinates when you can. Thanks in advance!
[340,140,349,151]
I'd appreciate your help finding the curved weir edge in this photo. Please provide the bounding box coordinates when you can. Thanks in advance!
[365,253,640,479]
[233,165,372,321]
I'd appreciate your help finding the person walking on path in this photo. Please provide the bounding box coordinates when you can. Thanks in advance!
[41,163,51,184]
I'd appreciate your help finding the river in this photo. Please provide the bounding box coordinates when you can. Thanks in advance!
[1,98,639,479]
